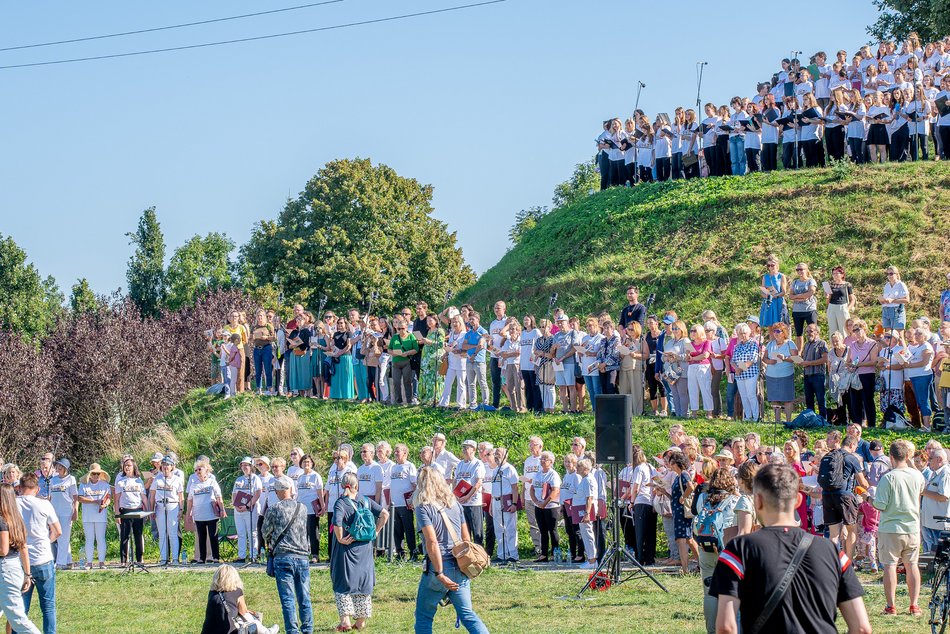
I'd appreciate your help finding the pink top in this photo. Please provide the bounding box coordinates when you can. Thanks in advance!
[725,337,737,357]
[848,339,877,375]
[688,340,712,365]
[859,501,879,533]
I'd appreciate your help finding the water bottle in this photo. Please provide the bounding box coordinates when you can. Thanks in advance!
[181,547,188,564]
[553,546,562,563]
[79,557,86,569]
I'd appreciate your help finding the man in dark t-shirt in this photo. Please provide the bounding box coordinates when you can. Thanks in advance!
[710,464,870,634]
[617,286,646,329]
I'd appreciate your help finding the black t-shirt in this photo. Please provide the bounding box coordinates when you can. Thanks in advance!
[709,527,864,634]
[828,282,852,305]
[201,589,243,634]
[819,450,863,493]
[0,517,17,558]
[618,303,646,328]
[645,331,659,360]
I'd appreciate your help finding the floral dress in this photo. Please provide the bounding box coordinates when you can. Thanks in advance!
[419,327,446,404]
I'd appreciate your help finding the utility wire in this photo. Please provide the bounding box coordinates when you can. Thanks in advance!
[0,0,346,53]
[0,0,506,70]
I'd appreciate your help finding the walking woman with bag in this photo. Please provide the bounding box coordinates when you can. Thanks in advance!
[0,484,41,634]
[413,467,489,634]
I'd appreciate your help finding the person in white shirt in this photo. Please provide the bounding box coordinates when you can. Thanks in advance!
[515,315,542,413]
[905,327,936,431]
[113,455,147,565]
[522,437,543,555]
[488,301,509,408]
[295,453,324,563]
[741,102,762,173]
[529,451,562,563]
[186,458,225,564]
[630,446,657,565]
[356,444,384,503]
[478,442,497,556]
[574,458,599,568]
[622,118,638,184]
[231,457,263,563]
[431,433,460,479]
[814,51,833,108]
[491,447,520,562]
[375,441,394,501]
[727,97,749,175]
[438,315,468,409]
[905,84,932,161]
[560,454,582,562]
[287,447,305,482]
[418,446,445,479]
[880,265,910,336]
[799,93,825,168]
[700,103,722,177]
[255,456,274,557]
[148,457,183,566]
[498,319,525,412]
[324,447,356,561]
[935,75,950,159]
[77,463,111,569]
[48,459,77,570]
[759,94,781,172]
[454,440,487,546]
[580,318,604,413]
[682,109,701,179]
[922,449,950,553]
[654,116,673,181]
[388,444,418,559]
[17,472,61,634]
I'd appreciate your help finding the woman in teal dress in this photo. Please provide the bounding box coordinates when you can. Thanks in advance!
[287,313,314,396]
[417,314,445,406]
[758,254,789,328]
[310,320,328,399]
[329,317,355,400]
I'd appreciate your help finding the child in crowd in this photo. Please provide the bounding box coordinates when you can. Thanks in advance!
[224,333,242,398]
[855,486,880,572]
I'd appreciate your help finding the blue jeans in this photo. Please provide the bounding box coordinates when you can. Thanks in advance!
[584,375,602,412]
[274,555,313,634]
[725,377,738,418]
[20,560,54,634]
[910,374,934,417]
[923,527,944,553]
[803,374,828,420]
[881,305,905,330]
[253,345,273,390]
[729,135,746,175]
[414,564,488,634]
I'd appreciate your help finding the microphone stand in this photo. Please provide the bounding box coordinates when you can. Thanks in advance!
[632,81,645,184]
[695,62,707,113]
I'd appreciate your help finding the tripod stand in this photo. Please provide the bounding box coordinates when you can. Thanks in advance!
[576,463,667,597]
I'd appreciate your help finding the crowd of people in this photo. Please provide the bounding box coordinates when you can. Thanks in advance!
[595,33,950,188]
[1,420,945,631]
[209,262,950,432]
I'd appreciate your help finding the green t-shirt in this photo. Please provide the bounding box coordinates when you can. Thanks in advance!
[388,333,419,364]
[872,466,926,534]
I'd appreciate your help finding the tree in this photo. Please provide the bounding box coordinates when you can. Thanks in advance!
[868,0,950,43]
[240,158,476,314]
[69,278,98,314]
[0,234,62,339]
[165,233,235,310]
[508,206,549,246]
[552,158,599,209]
[126,207,166,318]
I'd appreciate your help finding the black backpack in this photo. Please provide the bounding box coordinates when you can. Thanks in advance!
[817,449,846,491]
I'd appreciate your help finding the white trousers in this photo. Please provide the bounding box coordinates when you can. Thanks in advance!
[54,512,72,566]
[687,364,714,412]
[578,520,597,561]
[0,558,40,634]
[235,509,258,558]
[491,502,518,561]
[378,356,391,402]
[438,364,467,408]
[83,521,107,563]
[737,377,759,421]
[540,384,556,410]
[156,505,181,563]
[827,303,850,340]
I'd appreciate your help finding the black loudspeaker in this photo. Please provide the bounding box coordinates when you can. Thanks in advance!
[595,394,632,464]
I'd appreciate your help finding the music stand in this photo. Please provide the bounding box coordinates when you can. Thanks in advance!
[118,510,154,574]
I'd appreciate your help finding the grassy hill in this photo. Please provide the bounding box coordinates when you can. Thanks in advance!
[459,162,950,325]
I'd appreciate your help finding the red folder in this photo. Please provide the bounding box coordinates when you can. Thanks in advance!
[311,498,324,516]
[403,491,414,511]
[563,499,573,517]
[598,502,608,520]
[541,483,551,502]
[212,500,226,518]
[453,480,473,499]
[501,493,523,513]
[618,479,631,500]
[382,488,391,507]
[570,504,587,523]
[233,491,252,509]
[481,492,492,515]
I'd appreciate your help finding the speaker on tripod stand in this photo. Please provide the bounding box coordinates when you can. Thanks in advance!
[577,394,667,596]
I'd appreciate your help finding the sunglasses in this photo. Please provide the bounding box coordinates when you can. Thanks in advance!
[772,329,783,334]
[852,327,862,332]
[671,326,680,331]
[795,268,805,272]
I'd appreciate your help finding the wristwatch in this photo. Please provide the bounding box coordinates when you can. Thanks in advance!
[434,570,443,576]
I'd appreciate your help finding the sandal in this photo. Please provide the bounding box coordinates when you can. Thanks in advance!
[335,626,352,632]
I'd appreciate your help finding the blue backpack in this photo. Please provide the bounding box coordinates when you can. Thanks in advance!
[693,495,731,553]
[345,497,377,542]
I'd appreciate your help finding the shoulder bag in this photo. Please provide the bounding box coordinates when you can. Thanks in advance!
[748,532,814,634]
[266,503,302,577]
[437,506,490,579]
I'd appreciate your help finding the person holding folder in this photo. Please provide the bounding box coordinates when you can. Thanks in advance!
[295,454,324,563]
[453,440,486,547]
[231,457,263,564]
[573,458,598,570]
[529,451,561,563]
[935,75,950,159]
[490,447,520,563]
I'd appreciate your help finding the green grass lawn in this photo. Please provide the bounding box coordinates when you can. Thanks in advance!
[16,564,934,633]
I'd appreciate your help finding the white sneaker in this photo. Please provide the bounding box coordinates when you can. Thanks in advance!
[578,561,597,569]
[268,626,280,634]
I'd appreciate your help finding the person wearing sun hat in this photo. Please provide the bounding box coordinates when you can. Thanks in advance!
[77,463,111,569]
[715,450,737,475]
[232,456,263,563]
[49,458,77,569]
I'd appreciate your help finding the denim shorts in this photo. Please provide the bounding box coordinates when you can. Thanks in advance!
[555,366,575,386]
[881,305,905,329]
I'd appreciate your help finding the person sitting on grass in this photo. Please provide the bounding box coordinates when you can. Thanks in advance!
[201,564,278,634]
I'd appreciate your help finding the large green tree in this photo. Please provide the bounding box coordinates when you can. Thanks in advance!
[165,233,235,310]
[0,234,62,339]
[868,0,950,42]
[69,278,98,314]
[126,207,166,317]
[240,158,475,314]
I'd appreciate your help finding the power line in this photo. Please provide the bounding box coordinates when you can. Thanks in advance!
[0,0,346,53]
[0,0,506,70]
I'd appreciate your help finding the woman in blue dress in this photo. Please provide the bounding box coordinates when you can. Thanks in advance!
[287,313,314,397]
[758,254,789,328]
[330,317,356,400]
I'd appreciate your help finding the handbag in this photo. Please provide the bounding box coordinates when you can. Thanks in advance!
[437,506,490,579]
[537,361,555,385]
[266,503,302,577]
[438,354,449,376]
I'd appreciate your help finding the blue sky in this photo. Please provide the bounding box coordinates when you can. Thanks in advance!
[0,0,880,295]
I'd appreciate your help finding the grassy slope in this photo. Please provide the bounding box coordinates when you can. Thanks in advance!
[41,567,926,633]
[459,162,950,324]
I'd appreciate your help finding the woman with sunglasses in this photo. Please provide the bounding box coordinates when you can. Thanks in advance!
[876,329,907,420]
[879,266,909,337]
[846,320,881,427]
[788,263,817,352]
[762,322,798,425]
[661,320,690,418]
[904,327,936,431]
[758,255,788,329]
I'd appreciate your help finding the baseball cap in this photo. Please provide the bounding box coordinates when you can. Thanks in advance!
[150,452,163,463]
[432,433,446,441]
[461,439,477,449]
[662,315,676,325]
[556,314,569,321]
[745,315,760,325]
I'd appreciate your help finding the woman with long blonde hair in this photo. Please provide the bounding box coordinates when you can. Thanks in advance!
[0,484,40,634]
[201,564,277,634]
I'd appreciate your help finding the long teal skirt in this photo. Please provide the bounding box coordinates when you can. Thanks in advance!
[354,360,369,400]
[288,351,313,392]
[330,354,355,400]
